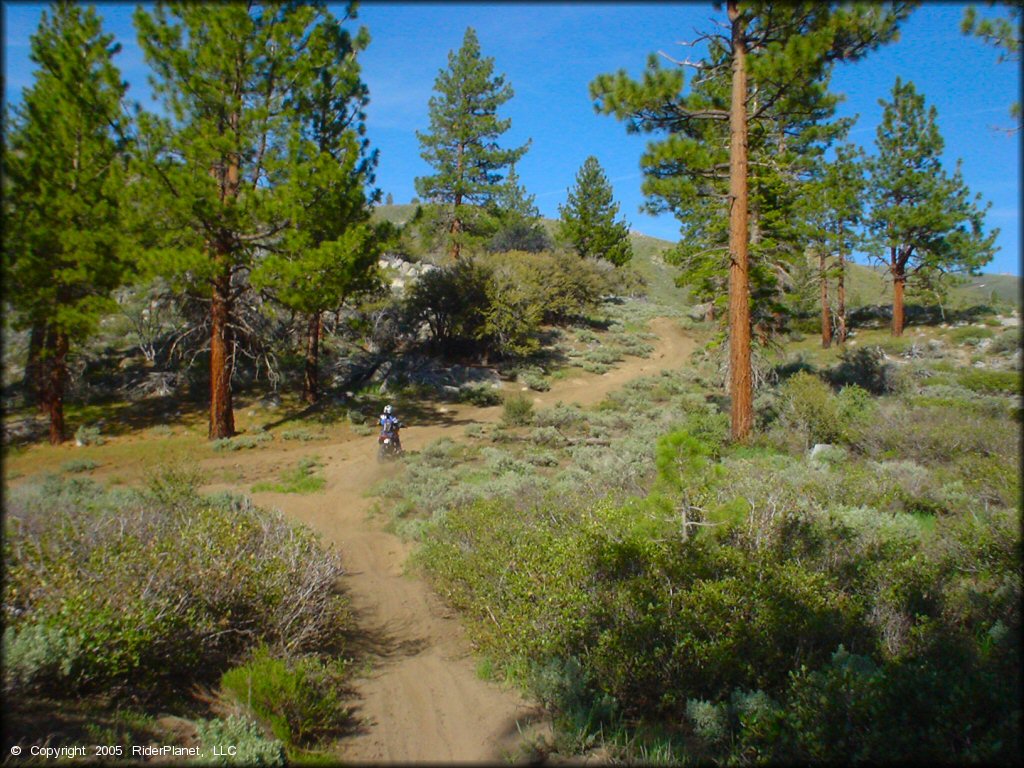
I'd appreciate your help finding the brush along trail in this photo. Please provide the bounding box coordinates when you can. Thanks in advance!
[206,317,697,763]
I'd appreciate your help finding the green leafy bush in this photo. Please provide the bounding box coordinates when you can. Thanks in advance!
[779,372,845,446]
[459,383,501,406]
[957,368,1021,394]
[502,393,534,426]
[828,346,907,395]
[193,715,285,766]
[220,646,349,748]
[518,368,551,392]
[74,425,105,446]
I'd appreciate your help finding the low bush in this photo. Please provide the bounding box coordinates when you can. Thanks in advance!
[459,384,502,407]
[518,368,551,392]
[989,327,1021,355]
[280,429,324,442]
[957,368,1021,394]
[74,425,105,446]
[3,471,349,695]
[193,715,286,766]
[220,645,349,748]
[60,458,100,473]
[827,346,907,395]
[949,325,995,343]
[779,372,844,446]
[211,432,273,451]
[502,394,534,427]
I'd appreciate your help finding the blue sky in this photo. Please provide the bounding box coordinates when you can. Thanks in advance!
[3,2,1019,275]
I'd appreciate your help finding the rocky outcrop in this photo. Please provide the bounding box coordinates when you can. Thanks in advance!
[378,254,437,293]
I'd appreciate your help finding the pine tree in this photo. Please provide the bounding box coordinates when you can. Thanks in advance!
[962,2,1021,126]
[250,13,381,404]
[591,1,911,441]
[415,27,528,259]
[558,156,633,266]
[866,78,997,336]
[133,3,364,437]
[488,164,550,253]
[2,2,131,444]
[802,142,867,346]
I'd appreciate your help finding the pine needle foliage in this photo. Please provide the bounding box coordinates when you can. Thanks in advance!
[558,156,633,266]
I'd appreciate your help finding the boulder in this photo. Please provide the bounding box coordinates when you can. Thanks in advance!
[809,443,846,464]
[687,302,713,321]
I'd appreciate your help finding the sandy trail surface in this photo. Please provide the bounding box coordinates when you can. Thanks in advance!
[201,317,696,763]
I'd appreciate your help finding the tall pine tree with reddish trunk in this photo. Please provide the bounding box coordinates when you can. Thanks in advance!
[804,142,867,346]
[250,12,381,405]
[591,2,911,441]
[866,78,997,336]
[134,3,369,436]
[2,2,131,445]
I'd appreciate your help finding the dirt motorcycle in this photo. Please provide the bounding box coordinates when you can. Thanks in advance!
[377,422,404,462]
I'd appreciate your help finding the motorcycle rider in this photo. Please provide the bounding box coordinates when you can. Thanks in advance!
[378,404,402,452]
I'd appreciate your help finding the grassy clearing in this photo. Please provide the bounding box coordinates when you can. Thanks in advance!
[252,456,326,494]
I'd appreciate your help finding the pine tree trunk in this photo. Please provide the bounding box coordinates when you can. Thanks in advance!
[207,97,240,440]
[43,329,69,445]
[451,143,464,260]
[837,244,847,344]
[727,0,752,442]
[892,270,906,337]
[209,268,235,439]
[820,250,832,348]
[303,311,321,405]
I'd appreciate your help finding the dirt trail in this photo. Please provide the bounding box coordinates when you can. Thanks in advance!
[207,317,697,763]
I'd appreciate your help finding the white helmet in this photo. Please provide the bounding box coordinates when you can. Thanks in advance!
[384,404,393,415]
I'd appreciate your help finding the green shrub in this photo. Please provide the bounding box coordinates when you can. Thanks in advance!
[460,384,501,407]
[3,472,349,695]
[989,328,1021,355]
[482,447,532,475]
[828,346,906,395]
[502,393,534,427]
[949,325,995,343]
[211,432,273,451]
[61,458,100,473]
[74,425,105,446]
[519,369,551,392]
[280,429,323,442]
[583,347,623,365]
[193,715,285,766]
[2,624,81,694]
[220,646,349,748]
[779,372,845,446]
[957,368,1021,394]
